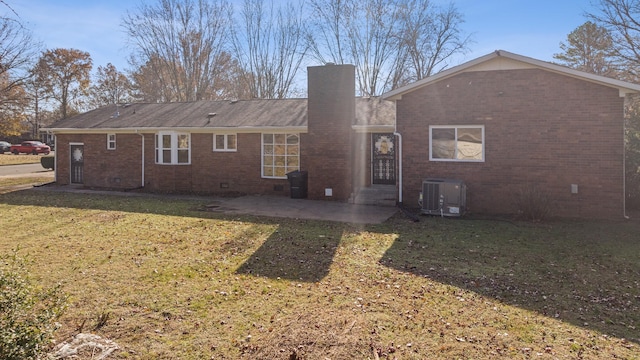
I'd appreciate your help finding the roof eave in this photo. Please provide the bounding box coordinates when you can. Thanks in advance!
[382,51,500,101]
[382,50,640,100]
[42,126,309,134]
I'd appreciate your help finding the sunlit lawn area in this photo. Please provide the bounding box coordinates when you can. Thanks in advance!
[0,153,51,166]
[0,186,638,359]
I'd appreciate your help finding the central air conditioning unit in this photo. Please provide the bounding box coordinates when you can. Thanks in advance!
[419,178,466,217]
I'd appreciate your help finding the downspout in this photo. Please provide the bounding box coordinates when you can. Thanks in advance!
[623,112,629,219]
[137,131,145,188]
[393,131,403,204]
[52,132,57,183]
[393,130,418,222]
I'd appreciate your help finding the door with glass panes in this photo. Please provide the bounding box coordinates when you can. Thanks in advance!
[372,133,395,185]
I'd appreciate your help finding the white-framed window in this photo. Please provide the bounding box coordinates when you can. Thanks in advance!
[429,125,484,162]
[262,133,299,178]
[155,131,190,165]
[107,134,116,150]
[213,133,237,152]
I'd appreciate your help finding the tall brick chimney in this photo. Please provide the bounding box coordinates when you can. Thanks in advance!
[302,64,355,201]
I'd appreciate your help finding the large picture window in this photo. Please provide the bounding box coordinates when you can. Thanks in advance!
[155,132,190,164]
[430,125,484,162]
[262,133,299,178]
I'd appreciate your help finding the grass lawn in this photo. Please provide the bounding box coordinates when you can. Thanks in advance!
[0,186,638,359]
[0,153,50,166]
[0,177,54,193]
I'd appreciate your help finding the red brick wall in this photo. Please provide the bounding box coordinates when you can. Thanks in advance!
[54,134,143,189]
[54,133,290,195]
[352,132,373,188]
[302,64,355,201]
[396,68,625,219]
[182,133,288,195]
[54,65,360,201]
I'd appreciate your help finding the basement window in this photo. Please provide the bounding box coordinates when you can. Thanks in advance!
[107,134,116,150]
[429,125,484,162]
[213,133,237,152]
[155,131,190,165]
[262,133,299,178]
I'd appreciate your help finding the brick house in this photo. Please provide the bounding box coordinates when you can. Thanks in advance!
[45,64,397,204]
[383,50,640,219]
[45,51,640,219]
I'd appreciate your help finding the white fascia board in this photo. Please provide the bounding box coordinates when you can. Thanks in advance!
[43,126,309,134]
[382,49,640,100]
[501,50,640,96]
[222,126,308,134]
[41,128,137,134]
[382,51,499,101]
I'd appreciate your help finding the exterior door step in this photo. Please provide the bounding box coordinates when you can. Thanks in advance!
[350,185,397,206]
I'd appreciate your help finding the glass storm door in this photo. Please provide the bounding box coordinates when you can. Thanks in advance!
[372,133,395,185]
[70,144,84,184]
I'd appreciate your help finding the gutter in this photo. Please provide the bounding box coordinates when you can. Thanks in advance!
[624,111,629,219]
[393,131,403,204]
[41,126,309,134]
[52,132,57,183]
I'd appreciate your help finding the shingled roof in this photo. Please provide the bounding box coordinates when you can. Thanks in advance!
[46,97,395,132]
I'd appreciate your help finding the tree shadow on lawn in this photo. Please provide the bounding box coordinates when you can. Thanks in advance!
[0,188,345,283]
[379,215,640,344]
[235,220,343,282]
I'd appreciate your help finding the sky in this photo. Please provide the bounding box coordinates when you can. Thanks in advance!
[10,0,598,75]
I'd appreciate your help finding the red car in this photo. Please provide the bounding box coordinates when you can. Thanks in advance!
[10,141,51,155]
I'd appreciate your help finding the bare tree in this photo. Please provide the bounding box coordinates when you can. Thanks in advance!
[397,1,470,85]
[23,69,48,137]
[88,63,133,109]
[308,0,470,96]
[308,0,400,96]
[307,0,351,65]
[553,21,618,77]
[0,8,40,136]
[129,55,173,103]
[0,20,37,100]
[34,48,92,119]
[588,0,640,80]
[123,0,232,102]
[349,0,404,96]
[232,0,309,99]
[207,51,252,100]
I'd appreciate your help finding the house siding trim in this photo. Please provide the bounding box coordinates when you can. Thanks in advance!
[383,50,640,101]
[45,126,308,135]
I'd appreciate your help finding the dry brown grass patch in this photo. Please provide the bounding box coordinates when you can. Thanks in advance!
[0,190,638,359]
[0,153,46,165]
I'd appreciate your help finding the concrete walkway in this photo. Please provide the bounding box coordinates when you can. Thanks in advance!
[32,185,398,224]
[211,195,398,224]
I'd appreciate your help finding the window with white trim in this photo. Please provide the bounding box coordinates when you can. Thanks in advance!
[262,133,299,178]
[429,125,484,162]
[107,134,116,150]
[213,133,237,152]
[155,132,190,164]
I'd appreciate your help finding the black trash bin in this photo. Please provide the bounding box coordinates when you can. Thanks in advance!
[286,170,308,199]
